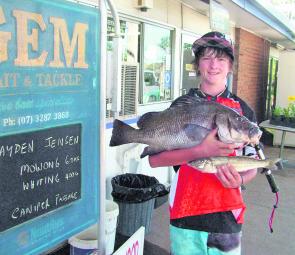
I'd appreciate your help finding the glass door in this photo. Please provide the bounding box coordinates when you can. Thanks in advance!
[180,33,201,95]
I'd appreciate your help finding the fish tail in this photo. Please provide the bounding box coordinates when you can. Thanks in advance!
[267,158,282,170]
[109,119,137,146]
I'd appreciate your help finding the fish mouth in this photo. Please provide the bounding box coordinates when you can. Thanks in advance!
[249,139,260,146]
[249,129,262,145]
[219,131,261,147]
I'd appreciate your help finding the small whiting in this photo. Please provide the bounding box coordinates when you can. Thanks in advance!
[188,156,281,173]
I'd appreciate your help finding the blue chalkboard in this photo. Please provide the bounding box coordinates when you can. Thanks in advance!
[0,0,100,254]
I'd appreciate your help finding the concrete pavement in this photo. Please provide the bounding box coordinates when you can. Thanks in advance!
[242,145,295,254]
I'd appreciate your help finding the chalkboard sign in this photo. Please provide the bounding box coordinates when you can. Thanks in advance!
[0,124,82,232]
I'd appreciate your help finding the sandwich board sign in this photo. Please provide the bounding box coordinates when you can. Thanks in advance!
[0,0,100,254]
[113,227,145,255]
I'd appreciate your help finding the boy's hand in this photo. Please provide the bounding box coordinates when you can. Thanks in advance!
[198,129,237,157]
[215,163,242,188]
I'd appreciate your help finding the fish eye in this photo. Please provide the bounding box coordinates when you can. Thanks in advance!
[196,159,206,167]
[236,116,246,123]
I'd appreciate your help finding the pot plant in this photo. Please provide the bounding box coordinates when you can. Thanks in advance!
[282,107,291,126]
[270,106,284,126]
[288,104,295,128]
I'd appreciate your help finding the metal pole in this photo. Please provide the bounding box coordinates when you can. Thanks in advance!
[279,131,286,159]
[98,0,121,253]
[106,0,122,117]
[98,0,107,254]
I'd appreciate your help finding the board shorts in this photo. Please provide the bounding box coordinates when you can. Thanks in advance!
[170,225,241,255]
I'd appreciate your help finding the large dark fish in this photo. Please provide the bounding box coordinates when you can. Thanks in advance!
[109,96,262,158]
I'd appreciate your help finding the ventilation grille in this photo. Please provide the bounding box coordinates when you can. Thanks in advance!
[106,63,138,118]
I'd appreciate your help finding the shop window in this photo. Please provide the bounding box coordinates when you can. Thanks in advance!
[106,18,174,118]
[140,24,173,104]
[181,34,200,95]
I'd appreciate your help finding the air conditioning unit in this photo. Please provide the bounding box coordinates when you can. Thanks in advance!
[106,63,138,118]
[136,0,153,11]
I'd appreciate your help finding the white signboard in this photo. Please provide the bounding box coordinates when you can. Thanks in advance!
[113,227,145,255]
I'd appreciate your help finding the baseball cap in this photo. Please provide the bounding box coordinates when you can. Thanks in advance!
[192,31,234,61]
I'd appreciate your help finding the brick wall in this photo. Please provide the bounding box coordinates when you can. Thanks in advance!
[233,28,270,122]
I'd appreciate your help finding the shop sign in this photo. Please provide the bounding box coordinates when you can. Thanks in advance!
[0,0,100,254]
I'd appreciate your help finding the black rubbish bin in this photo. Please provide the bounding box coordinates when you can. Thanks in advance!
[111,173,167,236]
[154,184,170,209]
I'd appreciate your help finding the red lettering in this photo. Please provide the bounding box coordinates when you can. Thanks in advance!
[125,240,139,255]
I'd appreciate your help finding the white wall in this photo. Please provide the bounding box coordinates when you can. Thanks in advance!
[182,5,210,34]
[269,46,280,59]
[274,50,295,146]
[114,0,182,26]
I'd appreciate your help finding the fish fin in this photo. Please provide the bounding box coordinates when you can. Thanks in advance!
[183,124,211,141]
[109,119,136,146]
[275,159,284,170]
[140,146,163,158]
[137,112,159,129]
[170,95,205,108]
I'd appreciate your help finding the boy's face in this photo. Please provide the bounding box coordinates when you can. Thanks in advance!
[198,48,232,87]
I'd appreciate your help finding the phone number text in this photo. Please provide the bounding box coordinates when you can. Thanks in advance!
[2,112,70,127]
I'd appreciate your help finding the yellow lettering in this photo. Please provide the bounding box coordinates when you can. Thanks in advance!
[36,73,81,86]
[0,73,19,88]
[13,10,48,66]
[49,17,88,68]
[0,6,5,23]
[0,6,12,62]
